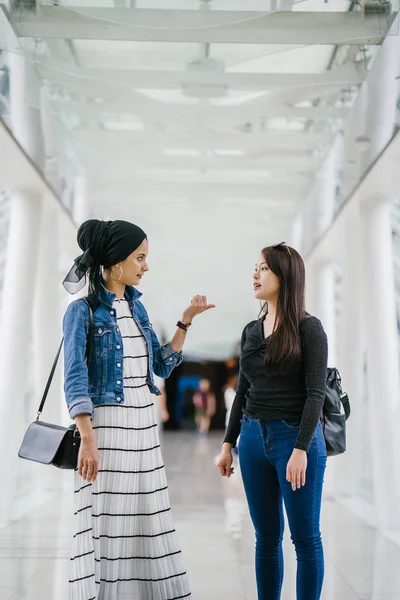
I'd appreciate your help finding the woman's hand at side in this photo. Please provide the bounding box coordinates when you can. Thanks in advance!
[216,443,235,478]
[75,414,99,482]
[286,448,307,491]
[78,436,100,482]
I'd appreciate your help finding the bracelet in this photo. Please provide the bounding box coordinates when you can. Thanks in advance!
[176,320,192,332]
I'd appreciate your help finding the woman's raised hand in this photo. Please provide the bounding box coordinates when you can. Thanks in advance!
[182,295,216,323]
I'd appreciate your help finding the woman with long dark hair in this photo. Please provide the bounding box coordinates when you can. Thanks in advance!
[63,219,214,600]
[217,243,328,600]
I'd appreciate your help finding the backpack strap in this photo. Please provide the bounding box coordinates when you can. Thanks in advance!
[35,297,95,421]
[341,393,351,421]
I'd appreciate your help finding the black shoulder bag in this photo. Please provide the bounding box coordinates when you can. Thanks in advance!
[18,298,95,470]
[322,368,351,457]
[301,315,351,457]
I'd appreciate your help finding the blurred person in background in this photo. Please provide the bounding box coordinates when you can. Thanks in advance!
[224,374,238,428]
[224,374,238,453]
[193,377,216,436]
[217,243,328,600]
[62,218,215,600]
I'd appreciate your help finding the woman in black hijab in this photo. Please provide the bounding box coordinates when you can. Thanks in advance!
[63,219,213,600]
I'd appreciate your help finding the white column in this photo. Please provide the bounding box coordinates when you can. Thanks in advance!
[306,140,339,497]
[334,211,366,496]
[74,175,91,225]
[8,52,44,169]
[33,198,63,424]
[308,139,339,365]
[0,192,42,526]
[32,198,67,493]
[0,46,45,527]
[362,34,400,172]
[290,212,304,255]
[312,260,337,366]
[352,26,400,530]
[306,258,337,500]
[361,198,400,530]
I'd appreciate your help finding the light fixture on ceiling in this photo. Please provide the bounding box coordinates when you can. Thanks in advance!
[181,83,228,99]
[220,198,274,207]
[104,121,143,131]
[354,135,371,152]
[213,149,245,157]
[185,56,225,74]
[182,52,228,99]
[163,149,201,157]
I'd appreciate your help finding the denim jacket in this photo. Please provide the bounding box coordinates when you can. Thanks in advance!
[63,284,183,419]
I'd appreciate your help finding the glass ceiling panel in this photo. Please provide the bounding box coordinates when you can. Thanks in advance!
[1,0,399,229]
[6,0,398,42]
[42,0,353,17]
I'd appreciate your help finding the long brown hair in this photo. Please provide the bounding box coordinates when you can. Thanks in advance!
[261,243,305,373]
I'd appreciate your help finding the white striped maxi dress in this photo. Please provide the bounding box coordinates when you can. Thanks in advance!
[70,298,191,600]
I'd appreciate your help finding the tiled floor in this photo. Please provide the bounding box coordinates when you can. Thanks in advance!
[1,431,400,599]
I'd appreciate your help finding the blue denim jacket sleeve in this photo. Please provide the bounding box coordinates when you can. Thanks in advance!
[150,327,183,378]
[137,301,183,378]
[63,300,94,419]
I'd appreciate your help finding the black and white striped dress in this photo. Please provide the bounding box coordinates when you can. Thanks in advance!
[70,298,191,600]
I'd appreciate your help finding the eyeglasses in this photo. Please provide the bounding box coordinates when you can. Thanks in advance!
[272,242,291,257]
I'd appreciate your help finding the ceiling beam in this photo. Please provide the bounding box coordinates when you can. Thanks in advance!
[70,129,332,151]
[11,7,393,45]
[50,99,351,122]
[37,71,348,112]
[35,62,365,91]
[88,181,305,201]
[75,162,311,184]
[74,152,319,171]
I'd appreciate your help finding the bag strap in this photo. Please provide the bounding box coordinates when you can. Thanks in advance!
[83,297,95,365]
[341,393,351,421]
[35,298,95,421]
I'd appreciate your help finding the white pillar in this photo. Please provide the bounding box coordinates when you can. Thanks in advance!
[8,52,44,169]
[362,34,400,172]
[307,137,343,500]
[314,152,337,240]
[33,198,63,424]
[308,139,339,365]
[0,46,45,527]
[334,211,366,496]
[74,175,91,225]
[0,192,43,526]
[361,198,400,530]
[31,198,67,493]
[312,261,337,366]
[290,212,304,255]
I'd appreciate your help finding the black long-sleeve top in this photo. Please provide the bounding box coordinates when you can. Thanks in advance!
[224,315,328,452]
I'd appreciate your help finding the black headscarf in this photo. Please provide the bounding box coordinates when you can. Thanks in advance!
[63,219,147,295]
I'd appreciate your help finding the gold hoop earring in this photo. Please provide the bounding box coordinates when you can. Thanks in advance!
[111,265,123,282]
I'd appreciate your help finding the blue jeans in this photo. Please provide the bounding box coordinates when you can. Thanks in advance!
[239,413,327,600]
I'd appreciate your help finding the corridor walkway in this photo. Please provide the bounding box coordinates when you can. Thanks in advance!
[0,432,399,600]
